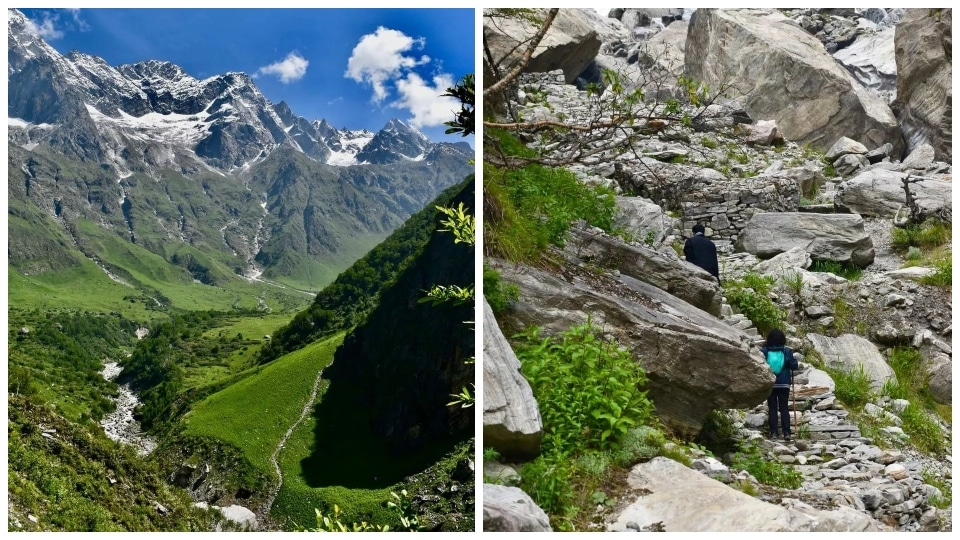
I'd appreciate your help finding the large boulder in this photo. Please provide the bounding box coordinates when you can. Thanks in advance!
[685,9,903,156]
[607,457,880,531]
[894,9,952,162]
[835,168,952,222]
[483,8,601,86]
[807,333,896,391]
[489,258,772,437]
[735,213,875,267]
[482,299,543,461]
[833,26,898,103]
[483,484,552,532]
[565,226,722,316]
[613,196,677,249]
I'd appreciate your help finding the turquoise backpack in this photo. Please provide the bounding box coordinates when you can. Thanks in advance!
[766,349,785,375]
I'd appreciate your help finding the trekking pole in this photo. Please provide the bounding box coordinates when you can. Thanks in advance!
[791,368,798,438]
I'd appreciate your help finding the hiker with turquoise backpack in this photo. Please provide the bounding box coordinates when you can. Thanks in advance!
[761,328,799,441]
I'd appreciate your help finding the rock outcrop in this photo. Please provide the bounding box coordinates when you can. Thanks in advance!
[483,8,601,85]
[807,333,896,391]
[835,168,952,222]
[564,226,722,316]
[482,299,543,461]
[607,457,880,531]
[685,9,903,156]
[735,213,876,267]
[489,257,772,436]
[483,484,552,532]
[894,9,952,162]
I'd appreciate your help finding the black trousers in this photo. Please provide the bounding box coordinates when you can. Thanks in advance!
[767,387,791,436]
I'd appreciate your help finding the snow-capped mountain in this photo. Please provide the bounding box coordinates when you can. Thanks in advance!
[7,8,473,291]
[7,9,470,172]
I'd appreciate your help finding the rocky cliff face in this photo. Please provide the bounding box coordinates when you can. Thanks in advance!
[893,9,952,161]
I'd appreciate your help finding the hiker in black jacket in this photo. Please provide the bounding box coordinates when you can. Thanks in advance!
[683,223,721,286]
[761,328,799,441]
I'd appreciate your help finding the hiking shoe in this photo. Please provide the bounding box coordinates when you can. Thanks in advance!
[783,434,793,442]
[768,432,779,441]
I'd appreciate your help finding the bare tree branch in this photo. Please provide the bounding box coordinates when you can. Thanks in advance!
[482,8,559,99]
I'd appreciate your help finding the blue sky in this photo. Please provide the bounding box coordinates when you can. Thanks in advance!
[16,8,475,144]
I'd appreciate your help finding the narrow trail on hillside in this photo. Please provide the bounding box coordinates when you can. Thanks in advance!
[258,366,326,526]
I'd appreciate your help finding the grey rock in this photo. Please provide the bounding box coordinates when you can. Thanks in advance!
[483,484,553,532]
[900,143,936,171]
[833,27,897,103]
[805,305,833,318]
[894,9,952,162]
[685,9,902,156]
[925,353,952,405]
[613,196,677,248]
[490,258,771,437]
[833,153,868,177]
[483,462,521,487]
[565,226,722,316]
[746,120,783,146]
[607,457,879,531]
[483,8,601,85]
[807,333,896,391]
[836,168,952,222]
[735,213,875,267]
[482,299,543,461]
[825,137,869,161]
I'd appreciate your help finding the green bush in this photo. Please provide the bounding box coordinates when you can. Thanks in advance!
[485,129,617,262]
[483,264,520,314]
[612,425,666,467]
[920,257,951,288]
[732,443,803,489]
[891,220,951,251]
[826,363,873,410]
[725,273,784,335]
[520,454,575,518]
[900,404,947,455]
[514,322,654,455]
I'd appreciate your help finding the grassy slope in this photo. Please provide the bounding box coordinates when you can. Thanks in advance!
[266,234,382,293]
[182,334,344,479]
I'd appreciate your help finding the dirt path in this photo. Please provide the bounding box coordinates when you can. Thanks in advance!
[258,367,326,525]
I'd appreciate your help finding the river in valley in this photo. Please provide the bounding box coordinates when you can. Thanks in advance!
[100,361,157,455]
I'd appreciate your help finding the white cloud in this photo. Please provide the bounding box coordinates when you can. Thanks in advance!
[392,72,461,129]
[24,12,64,40]
[344,27,430,103]
[255,52,309,84]
[69,8,91,32]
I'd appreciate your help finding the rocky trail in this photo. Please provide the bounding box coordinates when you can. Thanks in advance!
[482,7,951,533]
[256,367,326,527]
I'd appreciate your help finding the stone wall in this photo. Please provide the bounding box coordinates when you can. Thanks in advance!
[677,176,799,253]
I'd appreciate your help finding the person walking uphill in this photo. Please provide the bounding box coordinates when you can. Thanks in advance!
[762,328,799,441]
[684,223,721,286]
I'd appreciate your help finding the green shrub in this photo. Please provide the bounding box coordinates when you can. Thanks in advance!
[809,259,862,281]
[891,220,951,251]
[574,451,613,480]
[732,443,803,489]
[701,137,718,149]
[520,454,575,518]
[485,129,617,262]
[514,322,654,455]
[826,363,873,410]
[612,425,666,467]
[900,404,946,455]
[920,257,951,288]
[482,264,520,314]
[725,273,784,335]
